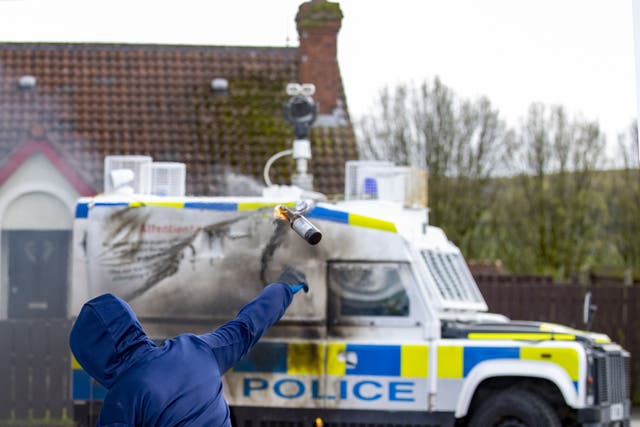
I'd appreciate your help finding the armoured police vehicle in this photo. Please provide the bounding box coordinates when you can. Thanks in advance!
[69,155,631,427]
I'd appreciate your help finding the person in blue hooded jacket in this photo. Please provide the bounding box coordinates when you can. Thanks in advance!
[69,267,308,427]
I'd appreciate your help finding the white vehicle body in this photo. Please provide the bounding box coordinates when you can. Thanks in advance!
[69,190,631,426]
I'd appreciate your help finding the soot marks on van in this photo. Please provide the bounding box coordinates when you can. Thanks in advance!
[260,219,289,286]
[103,207,152,262]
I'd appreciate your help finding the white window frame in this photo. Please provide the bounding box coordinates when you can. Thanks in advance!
[327,260,423,328]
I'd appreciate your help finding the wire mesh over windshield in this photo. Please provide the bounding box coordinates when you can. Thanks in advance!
[420,250,484,305]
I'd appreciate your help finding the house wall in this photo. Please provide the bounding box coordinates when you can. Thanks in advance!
[0,153,79,319]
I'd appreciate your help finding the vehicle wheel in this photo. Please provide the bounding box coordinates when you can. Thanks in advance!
[468,388,560,427]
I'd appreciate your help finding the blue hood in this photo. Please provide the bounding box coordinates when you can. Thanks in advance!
[69,293,156,389]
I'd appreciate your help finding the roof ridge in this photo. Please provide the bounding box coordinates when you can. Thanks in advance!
[0,42,298,54]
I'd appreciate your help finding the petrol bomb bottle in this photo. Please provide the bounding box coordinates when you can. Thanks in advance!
[274,203,322,245]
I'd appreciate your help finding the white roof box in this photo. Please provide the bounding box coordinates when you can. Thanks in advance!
[104,155,153,194]
[344,160,427,208]
[141,162,187,197]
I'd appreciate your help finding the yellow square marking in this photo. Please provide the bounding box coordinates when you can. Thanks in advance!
[287,342,325,375]
[520,347,579,380]
[327,342,346,376]
[437,346,463,378]
[401,345,428,378]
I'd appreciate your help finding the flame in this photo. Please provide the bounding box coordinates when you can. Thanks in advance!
[274,205,290,221]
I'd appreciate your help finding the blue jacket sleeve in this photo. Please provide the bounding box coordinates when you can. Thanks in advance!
[198,283,293,373]
[97,399,132,426]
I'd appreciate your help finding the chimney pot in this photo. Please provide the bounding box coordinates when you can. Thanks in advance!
[295,0,343,115]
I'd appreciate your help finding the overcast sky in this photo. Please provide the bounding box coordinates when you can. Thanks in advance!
[0,0,636,160]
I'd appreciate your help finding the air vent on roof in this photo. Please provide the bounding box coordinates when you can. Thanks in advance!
[140,162,186,197]
[104,155,153,195]
[18,75,37,90]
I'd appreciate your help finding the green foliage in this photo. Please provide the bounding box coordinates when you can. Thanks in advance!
[358,78,513,256]
[359,77,640,280]
[501,104,607,278]
[192,76,293,190]
[605,123,640,278]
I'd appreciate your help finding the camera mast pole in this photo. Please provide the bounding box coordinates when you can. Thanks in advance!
[262,83,318,190]
[283,83,318,191]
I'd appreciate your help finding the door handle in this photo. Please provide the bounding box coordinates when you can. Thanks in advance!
[337,351,358,368]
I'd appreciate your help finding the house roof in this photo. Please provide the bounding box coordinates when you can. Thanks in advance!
[0,42,357,197]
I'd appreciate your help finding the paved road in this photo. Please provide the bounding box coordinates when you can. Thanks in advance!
[632,406,640,426]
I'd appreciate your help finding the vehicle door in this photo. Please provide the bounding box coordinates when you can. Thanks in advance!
[324,260,429,412]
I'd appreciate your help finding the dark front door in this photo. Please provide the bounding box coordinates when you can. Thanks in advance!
[7,230,70,319]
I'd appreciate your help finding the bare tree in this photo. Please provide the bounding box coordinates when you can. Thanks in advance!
[358,80,618,279]
[358,77,513,256]
[507,103,606,277]
[607,122,640,276]
[359,84,416,166]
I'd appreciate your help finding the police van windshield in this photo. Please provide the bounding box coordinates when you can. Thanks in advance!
[328,262,411,318]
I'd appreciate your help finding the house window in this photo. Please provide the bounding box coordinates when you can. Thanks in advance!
[328,261,413,319]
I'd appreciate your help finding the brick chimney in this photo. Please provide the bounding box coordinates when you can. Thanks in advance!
[296,0,343,115]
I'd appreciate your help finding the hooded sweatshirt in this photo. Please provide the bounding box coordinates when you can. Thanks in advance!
[69,283,293,427]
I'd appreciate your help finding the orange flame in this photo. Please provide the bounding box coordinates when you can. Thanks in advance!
[273,205,291,221]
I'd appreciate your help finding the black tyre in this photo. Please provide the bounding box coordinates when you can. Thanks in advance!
[468,389,561,427]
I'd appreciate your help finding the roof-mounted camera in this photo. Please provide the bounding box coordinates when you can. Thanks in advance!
[283,83,317,139]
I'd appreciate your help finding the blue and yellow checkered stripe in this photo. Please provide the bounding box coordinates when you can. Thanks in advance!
[437,345,579,389]
[72,342,580,400]
[74,201,398,233]
[234,342,578,387]
[233,342,428,378]
[74,200,291,218]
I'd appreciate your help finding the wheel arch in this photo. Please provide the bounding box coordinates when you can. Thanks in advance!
[454,359,578,418]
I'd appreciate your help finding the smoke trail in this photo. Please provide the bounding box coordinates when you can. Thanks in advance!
[260,219,289,285]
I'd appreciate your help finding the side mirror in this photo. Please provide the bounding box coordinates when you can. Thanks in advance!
[583,291,597,331]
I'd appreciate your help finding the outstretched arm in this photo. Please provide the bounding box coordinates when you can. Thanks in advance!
[198,282,294,373]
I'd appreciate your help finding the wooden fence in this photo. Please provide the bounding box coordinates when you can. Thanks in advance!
[476,275,640,404]
[0,319,73,425]
[0,278,638,422]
